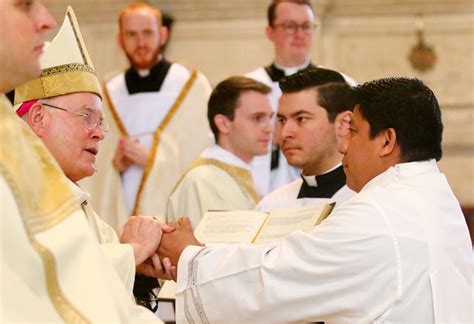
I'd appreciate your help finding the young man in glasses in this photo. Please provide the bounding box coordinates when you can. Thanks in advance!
[246,0,356,198]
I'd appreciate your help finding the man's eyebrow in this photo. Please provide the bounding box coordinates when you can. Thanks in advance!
[289,109,313,118]
[79,106,99,113]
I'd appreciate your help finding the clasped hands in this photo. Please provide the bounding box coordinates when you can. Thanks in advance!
[113,136,150,172]
[119,216,202,281]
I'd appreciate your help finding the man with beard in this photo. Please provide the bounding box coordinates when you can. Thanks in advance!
[80,2,212,231]
[246,0,356,198]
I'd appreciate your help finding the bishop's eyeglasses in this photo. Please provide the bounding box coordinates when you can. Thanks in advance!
[272,22,317,34]
[40,101,109,133]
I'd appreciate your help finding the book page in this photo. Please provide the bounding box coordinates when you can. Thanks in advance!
[194,210,268,243]
[253,204,332,244]
[157,280,176,302]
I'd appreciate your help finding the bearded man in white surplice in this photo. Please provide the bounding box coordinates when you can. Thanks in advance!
[80,2,212,231]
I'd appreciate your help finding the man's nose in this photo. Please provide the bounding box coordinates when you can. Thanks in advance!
[280,121,294,139]
[91,126,106,141]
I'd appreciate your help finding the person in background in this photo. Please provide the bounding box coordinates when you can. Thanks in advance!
[168,76,273,228]
[246,0,356,198]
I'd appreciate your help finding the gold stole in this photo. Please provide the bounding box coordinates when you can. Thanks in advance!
[171,157,260,205]
[104,69,198,215]
[0,95,88,322]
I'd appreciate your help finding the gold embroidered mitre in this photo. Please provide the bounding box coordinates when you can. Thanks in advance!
[14,6,101,105]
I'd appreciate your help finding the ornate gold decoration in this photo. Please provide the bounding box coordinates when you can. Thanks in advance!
[408,15,437,72]
[0,96,89,323]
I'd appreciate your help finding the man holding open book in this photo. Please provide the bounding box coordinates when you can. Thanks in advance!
[158,77,472,323]
[257,68,356,212]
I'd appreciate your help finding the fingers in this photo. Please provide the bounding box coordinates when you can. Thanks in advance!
[148,254,175,280]
[171,266,177,281]
[177,217,194,233]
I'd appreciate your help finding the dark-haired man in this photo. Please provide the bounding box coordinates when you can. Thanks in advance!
[246,0,356,199]
[167,76,273,228]
[159,77,472,323]
[257,68,356,211]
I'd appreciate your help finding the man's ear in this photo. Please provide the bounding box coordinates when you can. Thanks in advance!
[159,26,169,47]
[213,114,231,136]
[379,128,397,157]
[334,110,353,140]
[27,103,48,137]
[116,32,124,50]
[265,25,275,42]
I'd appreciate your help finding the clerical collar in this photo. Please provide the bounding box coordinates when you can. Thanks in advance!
[264,60,315,82]
[125,58,172,95]
[302,163,342,187]
[297,164,346,199]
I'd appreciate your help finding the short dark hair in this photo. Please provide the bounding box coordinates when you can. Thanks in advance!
[267,0,313,26]
[279,68,353,122]
[317,83,356,122]
[353,77,443,162]
[208,76,271,141]
[279,67,346,93]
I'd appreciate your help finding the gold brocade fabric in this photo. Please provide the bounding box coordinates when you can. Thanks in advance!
[178,157,260,204]
[14,68,102,104]
[0,94,88,322]
[0,95,79,233]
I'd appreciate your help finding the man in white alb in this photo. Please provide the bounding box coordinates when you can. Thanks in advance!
[257,68,356,212]
[159,77,472,323]
[246,0,356,197]
[80,2,212,230]
[167,76,273,228]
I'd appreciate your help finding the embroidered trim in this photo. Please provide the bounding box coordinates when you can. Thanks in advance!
[103,83,128,136]
[185,248,209,324]
[41,63,95,77]
[67,9,87,66]
[132,69,198,215]
[0,166,89,323]
[171,158,260,207]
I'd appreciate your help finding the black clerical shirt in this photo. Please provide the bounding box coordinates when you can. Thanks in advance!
[297,165,346,199]
[125,59,172,94]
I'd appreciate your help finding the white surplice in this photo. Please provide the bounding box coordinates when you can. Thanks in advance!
[79,63,212,230]
[174,160,472,323]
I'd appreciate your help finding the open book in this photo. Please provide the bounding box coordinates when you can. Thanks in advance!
[157,203,334,302]
[158,204,334,301]
[194,203,334,244]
